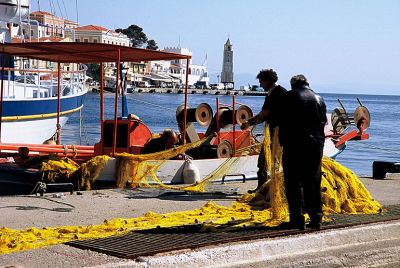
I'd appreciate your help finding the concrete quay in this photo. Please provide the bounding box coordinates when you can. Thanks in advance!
[91,87,267,96]
[1,174,400,268]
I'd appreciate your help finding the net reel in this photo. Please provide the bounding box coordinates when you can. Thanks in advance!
[176,103,213,127]
[218,105,253,128]
[217,140,233,158]
[331,107,350,134]
[354,106,370,131]
[236,105,253,125]
[331,98,371,134]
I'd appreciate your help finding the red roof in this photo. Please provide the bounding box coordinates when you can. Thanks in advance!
[75,25,110,32]
[0,42,191,63]
[64,19,78,24]
[30,11,55,16]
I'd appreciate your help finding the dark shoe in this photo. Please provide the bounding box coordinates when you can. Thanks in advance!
[247,185,262,194]
[307,221,322,231]
[247,188,258,194]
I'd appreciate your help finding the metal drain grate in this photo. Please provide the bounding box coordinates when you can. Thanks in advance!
[67,204,400,259]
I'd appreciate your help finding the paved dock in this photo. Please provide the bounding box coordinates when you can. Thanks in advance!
[91,87,267,96]
[1,175,400,267]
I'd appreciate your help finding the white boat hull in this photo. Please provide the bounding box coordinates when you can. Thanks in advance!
[1,116,68,144]
[97,137,340,184]
[97,154,259,183]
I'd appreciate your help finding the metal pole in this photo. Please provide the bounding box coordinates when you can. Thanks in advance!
[182,57,190,144]
[56,62,61,144]
[100,62,104,154]
[232,95,236,156]
[0,56,5,143]
[112,49,121,156]
[79,109,82,145]
[121,65,125,117]
[216,97,220,143]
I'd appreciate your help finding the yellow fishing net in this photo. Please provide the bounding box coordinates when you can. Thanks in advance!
[40,158,78,182]
[0,127,382,254]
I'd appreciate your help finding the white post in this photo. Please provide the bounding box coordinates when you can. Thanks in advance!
[23,65,26,98]
[50,66,53,98]
[8,70,11,98]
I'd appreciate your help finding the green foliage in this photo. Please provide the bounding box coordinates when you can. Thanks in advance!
[86,63,100,82]
[146,39,158,50]
[115,25,148,47]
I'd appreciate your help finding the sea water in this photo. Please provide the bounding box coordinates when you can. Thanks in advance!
[62,92,400,176]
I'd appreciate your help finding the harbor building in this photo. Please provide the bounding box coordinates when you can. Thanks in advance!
[29,11,68,38]
[220,38,234,89]
[6,11,80,75]
[158,47,209,87]
[67,25,130,46]
[7,11,78,42]
[64,24,133,86]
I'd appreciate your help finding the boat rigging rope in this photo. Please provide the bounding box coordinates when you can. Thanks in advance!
[79,108,90,146]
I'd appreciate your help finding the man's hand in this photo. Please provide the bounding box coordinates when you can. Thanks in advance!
[241,121,251,130]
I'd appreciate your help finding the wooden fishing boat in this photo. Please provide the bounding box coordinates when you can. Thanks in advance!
[0,42,370,193]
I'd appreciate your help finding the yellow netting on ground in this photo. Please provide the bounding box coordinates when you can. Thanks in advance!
[0,127,382,254]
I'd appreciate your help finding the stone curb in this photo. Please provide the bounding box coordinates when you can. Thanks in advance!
[85,220,400,268]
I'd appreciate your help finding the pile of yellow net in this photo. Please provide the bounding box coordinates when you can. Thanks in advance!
[0,127,382,254]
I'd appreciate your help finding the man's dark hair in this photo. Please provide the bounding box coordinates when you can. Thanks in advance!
[256,69,278,83]
[290,74,309,89]
[162,129,175,139]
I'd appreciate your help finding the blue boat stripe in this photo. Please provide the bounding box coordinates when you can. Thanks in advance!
[1,94,86,117]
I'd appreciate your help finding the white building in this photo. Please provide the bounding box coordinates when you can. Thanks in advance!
[7,11,79,42]
[162,47,209,86]
[66,24,130,46]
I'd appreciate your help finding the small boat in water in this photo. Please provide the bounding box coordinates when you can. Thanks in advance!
[0,0,87,144]
[0,61,87,143]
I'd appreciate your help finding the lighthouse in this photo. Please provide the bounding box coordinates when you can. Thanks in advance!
[220,38,234,89]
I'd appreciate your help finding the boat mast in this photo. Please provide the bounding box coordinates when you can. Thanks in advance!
[112,48,121,155]
[100,62,104,154]
[182,57,190,144]
[0,56,4,143]
[56,62,61,144]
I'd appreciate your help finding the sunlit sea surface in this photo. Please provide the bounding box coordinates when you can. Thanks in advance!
[62,92,400,176]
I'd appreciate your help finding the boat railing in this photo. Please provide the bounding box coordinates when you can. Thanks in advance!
[1,66,86,99]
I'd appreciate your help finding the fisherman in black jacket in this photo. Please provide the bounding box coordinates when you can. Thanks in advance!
[241,69,287,193]
[279,74,327,230]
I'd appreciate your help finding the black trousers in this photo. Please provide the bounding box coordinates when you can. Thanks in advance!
[256,127,276,188]
[256,145,268,188]
[282,144,323,224]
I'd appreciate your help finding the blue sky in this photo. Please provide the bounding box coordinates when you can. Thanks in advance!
[31,0,400,94]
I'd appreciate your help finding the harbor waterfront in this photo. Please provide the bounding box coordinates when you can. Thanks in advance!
[63,91,400,176]
[0,1,399,266]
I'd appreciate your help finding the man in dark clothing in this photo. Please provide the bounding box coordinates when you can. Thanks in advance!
[279,74,327,230]
[142,129,179,154]
[241,69,287,193]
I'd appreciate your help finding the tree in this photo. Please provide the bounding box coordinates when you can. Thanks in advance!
[86,63,100,82]
[146,39,158,50]
[115,25,148,47]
